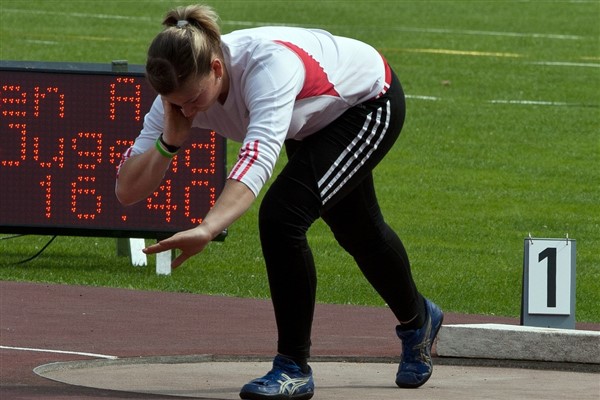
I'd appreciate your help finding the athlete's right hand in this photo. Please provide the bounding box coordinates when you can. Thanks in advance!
[161,97,194,148]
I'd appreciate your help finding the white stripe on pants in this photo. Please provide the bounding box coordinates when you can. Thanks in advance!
[317,100,391,204]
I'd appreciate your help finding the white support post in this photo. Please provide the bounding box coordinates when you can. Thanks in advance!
[116,238,147,267]
[117,238,172,275]
[156,250,172,275]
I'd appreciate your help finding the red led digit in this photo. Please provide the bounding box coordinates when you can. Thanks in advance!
[109,139,135,224]
[181,130,218,223]
[70,176,101,220]
[30,85,66,169]
[34,86,64,118]
[146,179,177,223]
[184,182,217,223]
[72,132,102,170]
[70,133,103,220]
[109,77,142,122]
[33,137,65,169]
[108,139,135,171]
[1,84,27,166]
[39,175,52,218]
[185,132,217,175]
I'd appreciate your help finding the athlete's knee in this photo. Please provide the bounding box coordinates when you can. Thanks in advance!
[258,180,320,241]
[258,188,286,234]
[329,217,399,259]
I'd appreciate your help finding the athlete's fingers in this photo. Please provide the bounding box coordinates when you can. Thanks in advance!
[171,252,192,269]
[143,237,179,254]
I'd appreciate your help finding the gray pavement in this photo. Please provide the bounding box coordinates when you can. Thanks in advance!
[1,281,599,400]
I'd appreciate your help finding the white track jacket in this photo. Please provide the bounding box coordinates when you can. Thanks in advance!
[124,26,391,196]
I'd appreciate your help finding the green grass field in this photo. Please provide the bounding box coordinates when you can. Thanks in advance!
[1,0,599,322]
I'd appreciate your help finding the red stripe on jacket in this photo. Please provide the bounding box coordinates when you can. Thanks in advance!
[229,140,259,181]
[274,40,340,100]
[374,55,392,99]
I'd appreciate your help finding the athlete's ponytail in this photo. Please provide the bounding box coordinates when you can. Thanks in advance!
[146,4,222,95]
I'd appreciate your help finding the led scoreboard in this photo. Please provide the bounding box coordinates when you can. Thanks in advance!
[0,61,226,239]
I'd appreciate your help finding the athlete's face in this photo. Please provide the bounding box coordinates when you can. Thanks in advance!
[163,59,226,118]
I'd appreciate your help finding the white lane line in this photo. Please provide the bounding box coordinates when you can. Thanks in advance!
[489,99,598,107]
[1,8,152,22]
[0,345,118,360]
[451,29,582,41]
[374,26,583,41]
[2,8,587,41]
[399,48,522,58]
[530,61,600,68]
[225,21,584,41]
[406,96,597,108]
[406,95,442,101]
[490,99,570,106]
[25,40,59,45]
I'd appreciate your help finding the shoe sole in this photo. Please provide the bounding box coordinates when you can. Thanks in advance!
[239,392,314,400]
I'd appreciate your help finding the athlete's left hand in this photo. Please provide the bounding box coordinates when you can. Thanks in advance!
[143,225,212,269]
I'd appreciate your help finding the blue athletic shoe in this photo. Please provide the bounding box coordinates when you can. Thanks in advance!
[239,355,314,400]
[395,299,444,388]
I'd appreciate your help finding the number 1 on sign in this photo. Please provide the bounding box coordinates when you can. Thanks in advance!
[538,247,557,308]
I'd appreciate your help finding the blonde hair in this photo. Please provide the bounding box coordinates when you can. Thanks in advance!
[146,5,221,95]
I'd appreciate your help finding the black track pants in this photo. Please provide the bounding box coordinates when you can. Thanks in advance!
[258,70,425,359]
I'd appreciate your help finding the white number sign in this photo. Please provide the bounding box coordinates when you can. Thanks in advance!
[527,239,572,315]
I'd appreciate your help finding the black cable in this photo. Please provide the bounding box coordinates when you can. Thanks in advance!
[3,235,58,265]
[0,234,27,240]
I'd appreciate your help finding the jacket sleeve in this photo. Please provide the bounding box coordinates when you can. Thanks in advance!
[227,42,305,196]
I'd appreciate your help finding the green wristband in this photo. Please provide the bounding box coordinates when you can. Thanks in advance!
[155,137,178,158]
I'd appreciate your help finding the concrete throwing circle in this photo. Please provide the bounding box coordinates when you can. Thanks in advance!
[35,356,600,400]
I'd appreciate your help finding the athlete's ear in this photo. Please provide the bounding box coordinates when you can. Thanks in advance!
[211,58,224,80]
